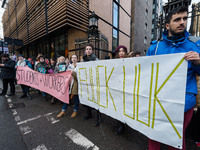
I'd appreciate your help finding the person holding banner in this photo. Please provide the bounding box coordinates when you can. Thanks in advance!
[54,56,67,73]
[81,43,102,127]
[114,45,128,135]
[147,6,200,150]
[57,54,79,118]
[16,54,33,99]
[36,55,49,100]
[48,58,57,104]
[0,54,16,96]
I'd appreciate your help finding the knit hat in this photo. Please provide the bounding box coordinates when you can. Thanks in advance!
[115,45,128,54]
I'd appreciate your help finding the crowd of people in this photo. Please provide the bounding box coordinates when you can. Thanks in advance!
[0,5,200,150]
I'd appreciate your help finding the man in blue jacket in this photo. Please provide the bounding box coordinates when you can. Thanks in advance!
[147,6,200,150]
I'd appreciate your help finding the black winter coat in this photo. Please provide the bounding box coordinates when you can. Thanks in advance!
[0,58,16,79]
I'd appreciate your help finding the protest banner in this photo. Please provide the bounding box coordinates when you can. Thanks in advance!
[77,53,188,149]
[16,67,71,103]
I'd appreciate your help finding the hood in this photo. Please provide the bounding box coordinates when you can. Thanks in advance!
[83,53,97,62]
[162,30,190,44]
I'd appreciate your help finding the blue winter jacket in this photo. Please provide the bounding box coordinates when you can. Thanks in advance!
[147,30,200,112]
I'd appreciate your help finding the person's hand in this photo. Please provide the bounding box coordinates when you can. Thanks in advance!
[184,51,200,65]
[0,64,4,67]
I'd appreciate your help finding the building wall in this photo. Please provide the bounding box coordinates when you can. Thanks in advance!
[191,3,200,36]
[68,28,87,58]
[134,0,153,55]
[2,0,89,56]
[151,0,163,41]
[89,0,131,53]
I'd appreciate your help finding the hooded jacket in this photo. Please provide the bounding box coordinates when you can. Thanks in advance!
[147,30,200,112]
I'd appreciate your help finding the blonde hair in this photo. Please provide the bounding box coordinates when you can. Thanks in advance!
[36,53,43,60]
[57,56,65,63]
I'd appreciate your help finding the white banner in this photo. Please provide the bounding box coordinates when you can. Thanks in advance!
[77,53,188,149]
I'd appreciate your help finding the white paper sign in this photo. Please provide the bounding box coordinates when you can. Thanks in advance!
[77,53,188,149]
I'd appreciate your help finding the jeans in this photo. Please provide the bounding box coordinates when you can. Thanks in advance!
[21,85,29,94]
[42,92,46,97]
[62,95,79,112]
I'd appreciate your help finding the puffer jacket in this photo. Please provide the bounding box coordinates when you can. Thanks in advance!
[147,30,200,112]
[36,61,48,74]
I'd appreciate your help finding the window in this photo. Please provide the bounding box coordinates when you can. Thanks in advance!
[112,28,118,52]
[145,9,148,17]
[72,0,77,3]
[153,4,155,9]
[113,2,118,28]
[112,0,119,52]
[145,23,148,31]
[152,24,154,29]
[144,37,147,44]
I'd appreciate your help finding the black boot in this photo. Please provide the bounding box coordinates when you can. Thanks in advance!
[0,92,6,96]
[94,110,102,127]
[19,94,26,99]
[115,122,125,135]
[83,107,92,120]
[7,93,15,96]
[26,93,32,100]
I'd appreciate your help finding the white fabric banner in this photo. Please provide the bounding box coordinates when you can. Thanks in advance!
[77,53,188,149]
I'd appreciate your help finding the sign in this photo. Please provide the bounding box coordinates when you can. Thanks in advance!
[16,67,72,103]
[4,37,23,46]
[77,53,188,149]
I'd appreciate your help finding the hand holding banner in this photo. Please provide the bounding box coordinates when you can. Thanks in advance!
[16,67,72,103]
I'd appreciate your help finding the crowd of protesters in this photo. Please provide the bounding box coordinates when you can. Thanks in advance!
[0,5,200,150]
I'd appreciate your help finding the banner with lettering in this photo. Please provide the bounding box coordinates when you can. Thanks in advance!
[77,53,188,149]
[16,67,71,103]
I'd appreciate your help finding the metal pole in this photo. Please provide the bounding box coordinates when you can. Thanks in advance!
[25,0,29,43]
[159,13,163,40]
[15,0,18,39]
[98,31,100,59]
[1,42,4,54]
[44,0,48,34]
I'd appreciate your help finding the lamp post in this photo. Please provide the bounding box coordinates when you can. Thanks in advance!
[88,11,100,58]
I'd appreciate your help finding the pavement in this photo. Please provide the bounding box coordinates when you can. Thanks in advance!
[0,80,199,150]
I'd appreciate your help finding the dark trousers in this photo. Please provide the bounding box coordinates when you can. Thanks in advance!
[2,78,15,94]
[21,85,29,94]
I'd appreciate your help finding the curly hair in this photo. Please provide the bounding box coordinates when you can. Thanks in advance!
[115,45,127,54]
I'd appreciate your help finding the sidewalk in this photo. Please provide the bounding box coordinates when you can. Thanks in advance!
[0,79,22,93]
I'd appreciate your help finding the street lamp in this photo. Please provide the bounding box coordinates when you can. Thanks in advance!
[89,11,99,32]
[88,12,100,58]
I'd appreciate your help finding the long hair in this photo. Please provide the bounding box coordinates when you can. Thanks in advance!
[115,45,128,58]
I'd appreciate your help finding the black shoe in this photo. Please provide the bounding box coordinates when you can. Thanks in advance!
[94,112,102,127]
[44,96,48,101]
[26,93,32,100]
[0,93,6,96]
[7,93,15,96]
[82,114,92,120]
[94,121,101,127]
[19,94,26,99]
[115,124,125,135]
